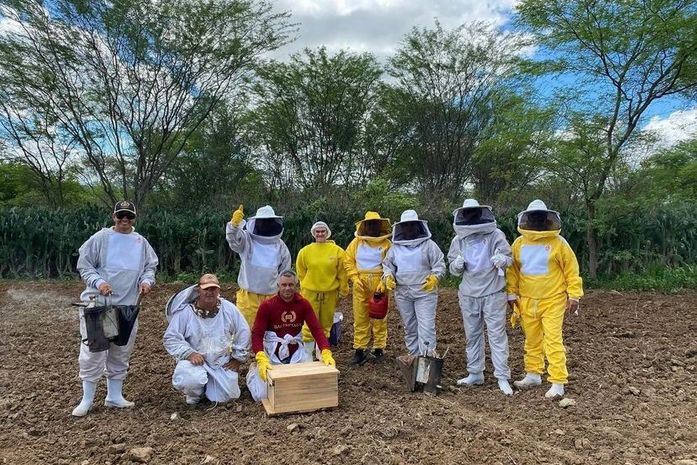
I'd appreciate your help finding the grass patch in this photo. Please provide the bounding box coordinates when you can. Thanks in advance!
[587,265,697,293]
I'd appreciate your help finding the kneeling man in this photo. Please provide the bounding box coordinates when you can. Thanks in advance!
[247,270,336,401]
[164,274,250,404]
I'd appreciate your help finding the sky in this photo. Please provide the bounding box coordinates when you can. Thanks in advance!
[269,0,697,150]
[2,0,695,150]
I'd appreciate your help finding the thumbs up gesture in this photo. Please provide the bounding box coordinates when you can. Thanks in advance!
[231,204,244,226]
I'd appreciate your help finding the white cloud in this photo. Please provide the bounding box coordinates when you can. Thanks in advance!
[642,108,697,150]
[270,0,521,61]
[0,8,26,38]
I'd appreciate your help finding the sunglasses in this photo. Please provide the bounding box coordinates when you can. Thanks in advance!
[115,212,136,220]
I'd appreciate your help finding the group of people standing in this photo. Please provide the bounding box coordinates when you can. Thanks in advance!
[71,198,583,416]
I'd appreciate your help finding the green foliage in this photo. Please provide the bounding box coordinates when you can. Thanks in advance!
[588,266,697,293]
[249,47,383,193]
[154,103,262,209]
[3,200,694,282]
[0,0,293,207]
[593,197,697,274]
[471,91,554,204]
[349,178,417,220]
[516,0,697,278]
[0,163,38,204]
[633,139,697,201]
[383,21,525,204]
[0,161,91,207]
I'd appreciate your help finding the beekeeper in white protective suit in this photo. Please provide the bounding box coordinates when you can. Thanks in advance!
[448,199,514,395]
[226,205,292,328]
[163,274,250,404]
[73,201,158,417]
[381,210,445,356]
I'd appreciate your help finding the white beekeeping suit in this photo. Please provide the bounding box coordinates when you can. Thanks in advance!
[447,199,513,395]
[73,201,158,416]
[225,205,292,327]
[164,286,250,404]
[382,210,445,356]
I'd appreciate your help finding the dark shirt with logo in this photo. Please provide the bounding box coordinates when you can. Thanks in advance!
[251,293,330,355]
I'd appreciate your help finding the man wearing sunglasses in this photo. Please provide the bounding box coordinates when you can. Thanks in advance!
[72,200,159,417]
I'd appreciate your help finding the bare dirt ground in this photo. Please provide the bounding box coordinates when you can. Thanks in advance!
[1,281,696,465]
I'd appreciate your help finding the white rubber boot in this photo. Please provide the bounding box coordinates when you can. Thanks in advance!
[498,378,513,396]
[72,381,97,417]
[456,373,484,386]
[545,383,565,398]
[513,373,542,389]
[104,378,135,408]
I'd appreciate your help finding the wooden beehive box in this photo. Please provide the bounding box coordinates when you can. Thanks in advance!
[261,361,339,416]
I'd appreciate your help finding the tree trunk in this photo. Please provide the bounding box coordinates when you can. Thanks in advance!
[585,200,598,279]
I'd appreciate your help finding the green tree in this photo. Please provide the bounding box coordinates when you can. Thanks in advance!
[635,138,697,201]
[249,47,383,194]
[471,91,554,204]
[516,0,697,277]
[155,102,261,209]
[0,160,87,206]
[0,0,292,207]
[384,21,525,206]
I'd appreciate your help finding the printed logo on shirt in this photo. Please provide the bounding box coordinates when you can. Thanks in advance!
[281,310,297,323]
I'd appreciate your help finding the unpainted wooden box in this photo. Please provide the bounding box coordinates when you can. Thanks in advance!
[261,361,339,415]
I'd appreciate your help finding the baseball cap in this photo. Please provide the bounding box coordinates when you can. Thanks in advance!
[114,200,137,216]
[198,273,220,289]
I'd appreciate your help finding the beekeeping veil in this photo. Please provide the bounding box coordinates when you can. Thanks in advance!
[517,199,561,232]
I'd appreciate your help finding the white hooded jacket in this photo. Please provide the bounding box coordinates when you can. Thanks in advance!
[383,210,445,292]
[448,201,512,298]
[77,227,158,305]
[225,206,292,295]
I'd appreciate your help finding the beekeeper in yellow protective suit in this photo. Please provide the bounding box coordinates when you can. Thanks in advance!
[296,221,349,360]
[507,200,583,399]
[345,211,392,365]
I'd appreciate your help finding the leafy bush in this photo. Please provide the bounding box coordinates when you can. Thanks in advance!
[1,201,696,284]
[587,265,697,293]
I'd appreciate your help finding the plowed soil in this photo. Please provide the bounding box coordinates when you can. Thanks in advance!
[1,281,696,465]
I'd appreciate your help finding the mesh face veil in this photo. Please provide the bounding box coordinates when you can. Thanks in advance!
[360,219,390,237]
[253,218,284,236]
[518,210,561,231]
[455,207,495,226]
[393,221,428,242]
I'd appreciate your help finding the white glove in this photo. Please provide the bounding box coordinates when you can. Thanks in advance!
[452,255,465,271]
[491,253,508,269]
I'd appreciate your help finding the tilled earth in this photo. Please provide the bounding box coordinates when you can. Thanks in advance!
[0,281,696,465]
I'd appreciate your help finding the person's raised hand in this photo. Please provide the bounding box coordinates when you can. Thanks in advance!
[231,204,244,227]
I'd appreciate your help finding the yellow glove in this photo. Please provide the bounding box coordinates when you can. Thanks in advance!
[385,275,396,291]
[376,281,386,294]
[230,204,244,227]
[509,302,521,329]
[255,351,272,382]
[352,276,366,294]
[421,274,438,292]
[320,349,335,367]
